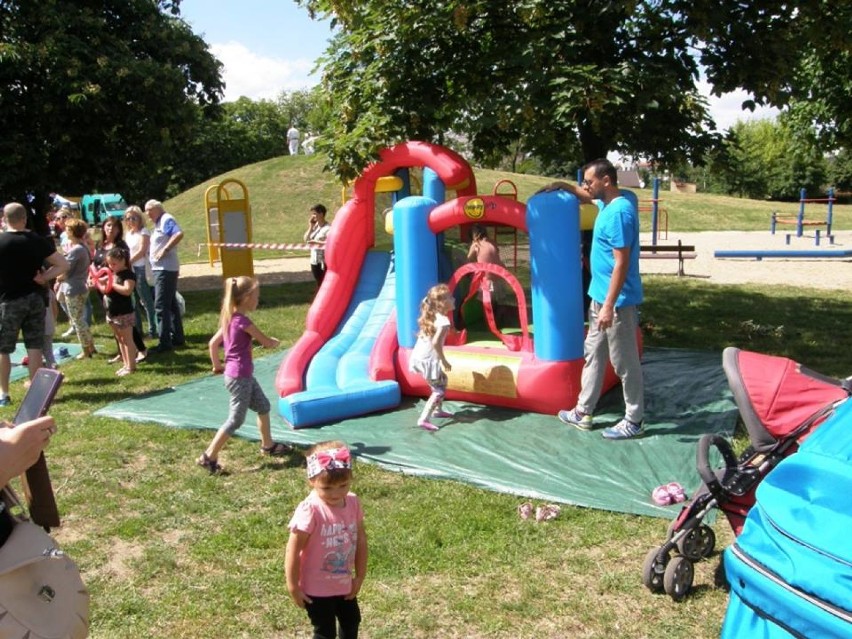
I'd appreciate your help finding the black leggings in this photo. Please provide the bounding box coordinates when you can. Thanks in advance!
[305,595,360,639]
[311,263,326,287]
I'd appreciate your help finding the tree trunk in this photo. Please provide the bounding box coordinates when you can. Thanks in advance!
[578,123,610,163]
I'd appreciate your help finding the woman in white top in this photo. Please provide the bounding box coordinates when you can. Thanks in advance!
[123,206,158,338]
[303,204,331,288]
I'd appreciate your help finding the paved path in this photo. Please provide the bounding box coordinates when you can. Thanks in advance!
[179,230,852,292]
[639,230,852,291]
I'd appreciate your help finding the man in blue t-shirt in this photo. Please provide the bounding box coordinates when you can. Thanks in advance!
[546,159,645,440]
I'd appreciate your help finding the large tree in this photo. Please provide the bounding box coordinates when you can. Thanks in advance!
[685,0,852,151]
[0,0,223,211]
[300,0,850,181]
[301,0,717,180]
[709,118,827,200]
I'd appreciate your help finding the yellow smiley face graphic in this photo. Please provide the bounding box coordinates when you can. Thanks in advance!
[464,197,485,220]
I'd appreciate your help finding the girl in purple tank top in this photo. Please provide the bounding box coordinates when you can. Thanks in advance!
[197,276,291,474]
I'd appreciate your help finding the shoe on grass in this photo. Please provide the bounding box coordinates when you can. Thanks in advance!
[0,396,11,407]
[557,408,593,431]
[602,418,644,440]
[261,442,292,457]
[196,453,224,475]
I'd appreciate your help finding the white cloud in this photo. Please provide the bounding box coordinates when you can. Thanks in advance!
[697,79,781,132]
[211,41,318,102]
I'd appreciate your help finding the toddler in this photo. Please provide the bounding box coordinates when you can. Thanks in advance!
[286,440,368,639]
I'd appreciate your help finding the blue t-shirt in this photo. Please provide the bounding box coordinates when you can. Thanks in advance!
[588,196,643,307]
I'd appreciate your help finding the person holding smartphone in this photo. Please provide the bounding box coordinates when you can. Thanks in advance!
[303,204,331,288]
[0,416,56,487]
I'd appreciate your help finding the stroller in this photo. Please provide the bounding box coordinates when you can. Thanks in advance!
[642,346,851,601]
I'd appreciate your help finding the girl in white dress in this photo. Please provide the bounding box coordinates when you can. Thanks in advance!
[408,283,455,431]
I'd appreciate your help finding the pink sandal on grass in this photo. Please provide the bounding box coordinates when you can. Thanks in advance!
[652,482,687,506]
[652,485,673,506]
[517,502,533,520]
[535,504,561,522]
[666,482,687,503]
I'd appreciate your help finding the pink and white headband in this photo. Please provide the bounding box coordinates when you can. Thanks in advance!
[306,446,352,478]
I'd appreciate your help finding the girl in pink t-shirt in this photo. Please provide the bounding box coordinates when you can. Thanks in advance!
[286,440,368,639]
[197,276,290,474]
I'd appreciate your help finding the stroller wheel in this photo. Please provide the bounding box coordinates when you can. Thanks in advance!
[664,555,695,601]
[642,547,670,593]
[676,524,716,561]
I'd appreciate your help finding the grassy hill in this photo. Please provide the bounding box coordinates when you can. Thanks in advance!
[163,153,850,265]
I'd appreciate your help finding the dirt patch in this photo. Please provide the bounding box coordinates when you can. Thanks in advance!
[178,257,314,291]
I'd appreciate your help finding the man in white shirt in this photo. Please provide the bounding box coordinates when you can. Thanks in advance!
[145,199,185,353]
[287,125,300,155]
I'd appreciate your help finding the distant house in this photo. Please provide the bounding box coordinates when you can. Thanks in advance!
[671,180,697,194]
[617,170,644,188]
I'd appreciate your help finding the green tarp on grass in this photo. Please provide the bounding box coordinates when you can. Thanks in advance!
[8,342,83,382]
[95,347,737,518]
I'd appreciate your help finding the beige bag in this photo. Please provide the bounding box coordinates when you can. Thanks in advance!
[0,488,89,639]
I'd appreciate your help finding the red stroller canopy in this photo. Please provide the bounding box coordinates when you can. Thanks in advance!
[723,348,850,452]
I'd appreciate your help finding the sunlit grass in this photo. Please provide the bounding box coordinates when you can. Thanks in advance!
[13,271,848,638]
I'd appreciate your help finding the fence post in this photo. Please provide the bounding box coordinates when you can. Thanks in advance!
[651,177,660,247]
[797,187,806,237]
[827,187,835,236]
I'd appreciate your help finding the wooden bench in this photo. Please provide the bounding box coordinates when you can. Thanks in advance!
[639,240,697,276]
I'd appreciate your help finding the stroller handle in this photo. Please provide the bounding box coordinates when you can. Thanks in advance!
[697,434,738,499]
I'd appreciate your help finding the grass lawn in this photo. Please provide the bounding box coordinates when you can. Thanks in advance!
[13,154,852,637]
[6,271,850,638]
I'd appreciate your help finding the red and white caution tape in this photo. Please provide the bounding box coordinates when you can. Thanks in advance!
[202,242,314,251]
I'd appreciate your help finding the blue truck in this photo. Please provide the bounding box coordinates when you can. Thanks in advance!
[79,193,127,226]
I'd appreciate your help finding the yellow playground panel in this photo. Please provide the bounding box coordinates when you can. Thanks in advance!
[204,179,254,279]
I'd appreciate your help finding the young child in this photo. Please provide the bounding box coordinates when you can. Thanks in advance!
[285,440,368,639]
[103,246,138,376]
[198,276,289,474]
[466,224,505,287]
[408,283,455,431]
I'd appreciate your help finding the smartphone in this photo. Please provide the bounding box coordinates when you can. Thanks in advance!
[14,368,64,425]
[16,368,64,529]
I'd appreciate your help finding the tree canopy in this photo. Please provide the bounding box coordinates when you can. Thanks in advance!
[708,118,826,200]
[686,0,851,151]
[299,0,851,182]
[0,0,223,210]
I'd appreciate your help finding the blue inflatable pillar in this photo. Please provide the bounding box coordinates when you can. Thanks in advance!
[423,167,446,203]
[392,168,411,205]
[394,196,439,348]
[527,191,583,361]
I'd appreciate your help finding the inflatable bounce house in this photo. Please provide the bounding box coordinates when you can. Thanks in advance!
[276,141,634,428]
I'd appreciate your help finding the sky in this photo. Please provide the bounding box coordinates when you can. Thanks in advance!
[178,0,779,132]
